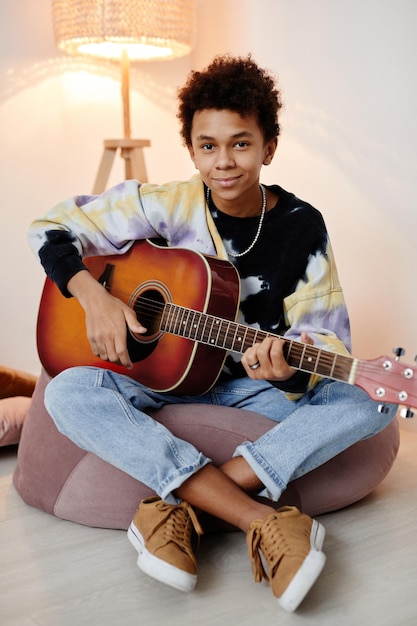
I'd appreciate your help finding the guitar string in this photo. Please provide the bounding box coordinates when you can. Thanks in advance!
[117,290,350,363]
[102,288,415,387]
[119,291,352,369]
[132,301,414,388]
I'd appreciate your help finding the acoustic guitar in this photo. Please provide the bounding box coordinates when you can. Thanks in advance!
[37,239,416,414]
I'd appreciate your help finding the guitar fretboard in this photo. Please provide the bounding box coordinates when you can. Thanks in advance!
[161,302,355,382]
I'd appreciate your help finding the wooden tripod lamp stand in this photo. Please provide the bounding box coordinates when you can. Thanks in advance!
[51,0,197,193]
[92,50,151,193]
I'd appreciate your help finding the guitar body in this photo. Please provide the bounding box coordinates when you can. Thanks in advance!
[37,240,240,395]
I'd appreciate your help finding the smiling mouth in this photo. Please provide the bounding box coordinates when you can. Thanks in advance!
[213,176,241,188]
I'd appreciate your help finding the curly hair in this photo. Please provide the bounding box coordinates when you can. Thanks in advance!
[177,54,282,146]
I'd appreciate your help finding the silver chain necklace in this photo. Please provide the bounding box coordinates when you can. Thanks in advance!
[206,184,267,258]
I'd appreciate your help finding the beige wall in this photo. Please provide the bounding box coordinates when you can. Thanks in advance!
[2,0,416,426]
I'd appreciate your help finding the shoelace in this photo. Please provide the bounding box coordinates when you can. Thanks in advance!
[156,500,204,559]
[247,514,290,583]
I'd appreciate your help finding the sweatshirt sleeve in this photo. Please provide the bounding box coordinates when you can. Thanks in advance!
[38,229,89,297]
[28,180,163,296]
[28,175,215,299]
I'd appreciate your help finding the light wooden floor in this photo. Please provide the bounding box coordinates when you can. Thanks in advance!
[1,428,417,626]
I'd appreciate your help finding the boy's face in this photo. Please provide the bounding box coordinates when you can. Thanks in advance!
[188,109,277,216]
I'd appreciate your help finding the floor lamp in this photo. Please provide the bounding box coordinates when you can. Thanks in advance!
[51,0,196,192]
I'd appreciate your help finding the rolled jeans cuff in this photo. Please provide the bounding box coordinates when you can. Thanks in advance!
[234,442,286,502]
[159,454,212,504]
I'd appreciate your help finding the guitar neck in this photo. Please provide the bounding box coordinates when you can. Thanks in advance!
[162,302,355,383]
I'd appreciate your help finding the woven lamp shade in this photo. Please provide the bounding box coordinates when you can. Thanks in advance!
[51,0,196,61]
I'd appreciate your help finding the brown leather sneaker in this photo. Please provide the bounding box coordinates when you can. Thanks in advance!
[128,496,203,592]
[247,506,326,612]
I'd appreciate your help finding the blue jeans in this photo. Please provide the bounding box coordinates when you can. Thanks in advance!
[44,367,397,504]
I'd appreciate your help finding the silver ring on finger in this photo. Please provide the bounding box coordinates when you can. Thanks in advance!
[249,361,260,370]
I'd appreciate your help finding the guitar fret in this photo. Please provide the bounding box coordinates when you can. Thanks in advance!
[244,327,257,352]
[172,305,181,333]
[168,304,177,334]
[190,311,200,337]
[331,354,353,382]
[187,310,199,340]
[190,311,204,341]
[328,353,337,378]
[256,329,269,347]
[218,319,230,348]
[174,306,183,334]
[301,345,320,372]
[284,340,301,368]
[202,316,212,343]
[169,305,177,333]
[220,320,235,351]
[232,324,248,353]
[162,303,174,333]
[182,310,191,334]
[182,309,194,337]
[225,322,238,351]
[200,314,209,342]
[208,318,222,345]
[173,306,185,335]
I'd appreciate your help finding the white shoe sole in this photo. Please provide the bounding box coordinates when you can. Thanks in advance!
[277,520,326,612]
[127,521,197,592]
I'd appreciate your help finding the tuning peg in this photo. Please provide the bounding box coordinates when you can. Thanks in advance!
[378,404,390,414]
[393,347,405,361]
[400,407,414,419]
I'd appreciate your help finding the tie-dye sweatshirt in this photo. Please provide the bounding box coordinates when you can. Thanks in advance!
[28,173,352,397]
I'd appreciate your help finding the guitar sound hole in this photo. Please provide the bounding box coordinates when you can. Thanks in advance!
[133,289,165,338]
[126,288,166,363]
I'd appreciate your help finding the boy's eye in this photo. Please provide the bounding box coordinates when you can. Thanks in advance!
[202,143,214,151]
[235,141,249,148]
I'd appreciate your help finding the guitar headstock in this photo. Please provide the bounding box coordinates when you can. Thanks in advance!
[355,350,417,416]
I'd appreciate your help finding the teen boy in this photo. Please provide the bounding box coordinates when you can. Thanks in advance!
[28,55,396,612]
